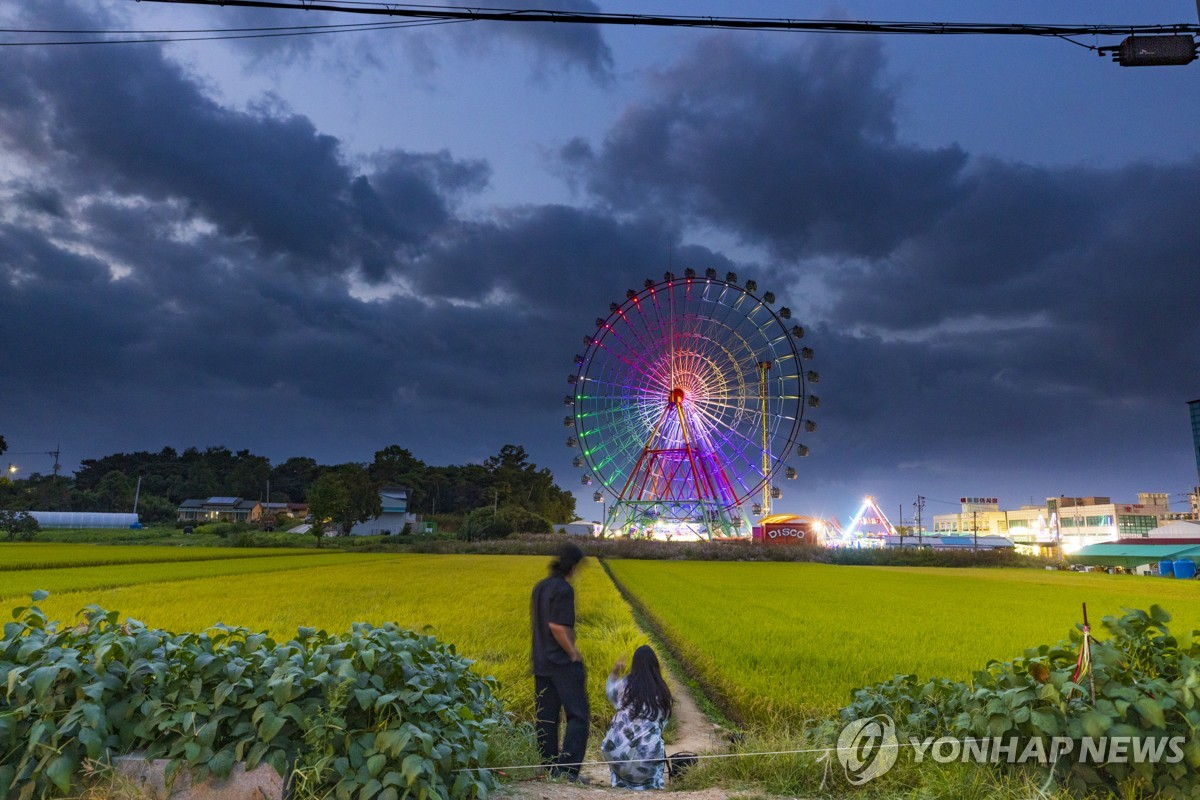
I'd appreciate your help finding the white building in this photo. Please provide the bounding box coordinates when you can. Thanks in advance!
[348,486,420,536]
[554,522,597,536]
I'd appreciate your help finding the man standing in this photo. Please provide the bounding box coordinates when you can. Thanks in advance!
[531,542,589,781]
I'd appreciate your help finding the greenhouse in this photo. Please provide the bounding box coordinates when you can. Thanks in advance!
[27,511,140,529]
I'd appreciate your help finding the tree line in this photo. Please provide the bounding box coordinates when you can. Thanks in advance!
[0,440,576,525]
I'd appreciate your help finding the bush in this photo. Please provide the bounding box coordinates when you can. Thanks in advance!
[223,531,315,548]
[133,494,177,525]
[838,606,1200,795]
[192,521,252,537]
[0,510,39,541]
[0,595,500,800]
[456,508,514,541]
[496,506,552,535]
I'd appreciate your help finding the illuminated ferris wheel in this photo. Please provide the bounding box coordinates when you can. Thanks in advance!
[564,268,817,540]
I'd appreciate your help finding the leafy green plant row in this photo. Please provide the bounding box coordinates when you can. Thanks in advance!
[839,606,1200,796]
[1,594,500,800]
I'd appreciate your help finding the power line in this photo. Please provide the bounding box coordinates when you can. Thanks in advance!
[126,1,1200,38]
[0,18,463,46]
[0,2,1189,53]
[0,1,1180,56]
[0,20,431,34]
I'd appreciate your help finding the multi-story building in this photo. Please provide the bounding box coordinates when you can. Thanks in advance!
[932,494,1165,555]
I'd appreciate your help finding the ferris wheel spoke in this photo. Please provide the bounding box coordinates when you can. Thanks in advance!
[686,397,763,463]
[696,283,751,352]
[590,329,674,390]
[643,283,675,387]
[577,410,655,445]
[687,395,787,482]
[609,297,659,352]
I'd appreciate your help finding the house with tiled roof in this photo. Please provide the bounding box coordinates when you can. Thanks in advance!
[176,496,262,523]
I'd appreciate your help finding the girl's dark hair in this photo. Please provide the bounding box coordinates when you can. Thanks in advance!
[622,645,672,719]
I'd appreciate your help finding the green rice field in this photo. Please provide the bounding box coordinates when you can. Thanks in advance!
[605,559,1200,725]
[4,544,1197,732]
[7,550,643,724]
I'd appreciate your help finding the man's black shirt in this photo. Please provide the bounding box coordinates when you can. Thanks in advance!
[531,574,575,674]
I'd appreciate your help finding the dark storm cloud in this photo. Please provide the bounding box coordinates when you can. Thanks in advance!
[0,199,695,449]
[823,157,1200,406]
[11,185,66,218]
[0,225,150,384]
[0,10,487,280]
[563,36,967,258]
[407,204,682,305]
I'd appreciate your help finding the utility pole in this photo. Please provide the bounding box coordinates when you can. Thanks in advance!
[133,476,143,514]
[47,445,61,479]
[757,360,772,517]
[914,495,925,545]
[973,509,978,552]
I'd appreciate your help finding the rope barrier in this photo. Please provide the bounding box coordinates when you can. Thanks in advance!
[454,739,933,773]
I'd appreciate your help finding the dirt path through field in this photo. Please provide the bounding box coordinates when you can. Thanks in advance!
[661,669,718,755]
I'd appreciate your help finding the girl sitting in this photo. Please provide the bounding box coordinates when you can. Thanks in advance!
[601,645,673,789]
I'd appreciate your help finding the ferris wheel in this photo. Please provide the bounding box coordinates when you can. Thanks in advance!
[564,268,817,540]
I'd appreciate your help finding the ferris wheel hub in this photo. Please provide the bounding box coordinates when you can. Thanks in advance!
[669,387,686,405]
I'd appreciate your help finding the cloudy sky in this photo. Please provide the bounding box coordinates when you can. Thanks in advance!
[2,1,1199,524]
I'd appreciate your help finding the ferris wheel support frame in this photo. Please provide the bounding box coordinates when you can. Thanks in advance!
[758,360,772,517]
[602,389,746,540]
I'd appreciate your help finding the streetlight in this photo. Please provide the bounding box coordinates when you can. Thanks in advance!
[4,464,15,482]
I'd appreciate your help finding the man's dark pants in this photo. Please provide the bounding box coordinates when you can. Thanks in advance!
[534,662,589,777]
